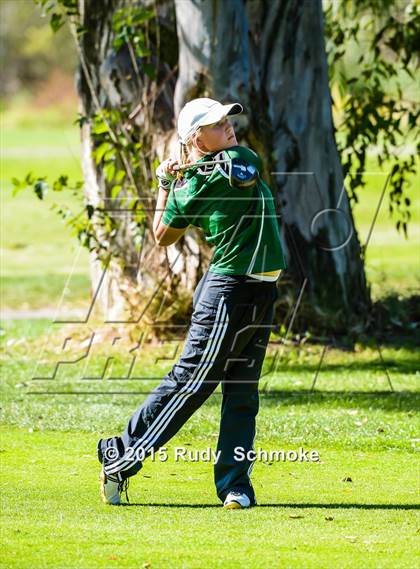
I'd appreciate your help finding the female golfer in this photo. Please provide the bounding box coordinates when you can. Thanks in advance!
[98,97,287,509]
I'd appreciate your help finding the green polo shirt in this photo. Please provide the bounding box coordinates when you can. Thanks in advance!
[161,145,287,275]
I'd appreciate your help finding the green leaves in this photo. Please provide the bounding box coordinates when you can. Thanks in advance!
[52,175,70,192]
[35,0,82,34]
[22,2,158,275]
[112,4,155,59]
[34,180,49,200]
[11,171,84,202]
[50,13,64,32]
[12,173,48,199]
[324,0,419,234]
[94,142,113,165]
[103,162,116,183]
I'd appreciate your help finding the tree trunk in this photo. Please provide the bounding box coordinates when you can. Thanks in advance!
[75,0,204,322]
[75,0,371,334]
[174,0,371,333]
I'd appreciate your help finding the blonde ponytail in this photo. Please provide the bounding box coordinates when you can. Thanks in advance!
[179,140,194,165]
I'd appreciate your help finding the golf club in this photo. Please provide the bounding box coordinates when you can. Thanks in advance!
[173,157,259,189]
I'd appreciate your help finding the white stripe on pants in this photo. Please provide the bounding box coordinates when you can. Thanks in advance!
[105,296,229,476]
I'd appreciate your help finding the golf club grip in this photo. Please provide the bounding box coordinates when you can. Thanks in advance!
[173,164,193,172]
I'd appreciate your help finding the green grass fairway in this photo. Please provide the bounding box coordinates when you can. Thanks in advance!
[1,123,91,310]
[1,111,419,568]
[1,429,419,569]
[1,320,419,568]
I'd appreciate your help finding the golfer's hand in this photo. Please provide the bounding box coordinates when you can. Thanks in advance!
[165,158,180,176]
[165,159,194,174]
[156,158,177,191]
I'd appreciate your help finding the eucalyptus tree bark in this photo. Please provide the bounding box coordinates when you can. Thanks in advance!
[75,0,203,321]
[174,0,371,332]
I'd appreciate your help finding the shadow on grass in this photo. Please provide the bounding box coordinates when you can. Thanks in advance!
[265,357,420,375]
[256,390,420,412]
[26,388,420,413]
[122,502,420,510]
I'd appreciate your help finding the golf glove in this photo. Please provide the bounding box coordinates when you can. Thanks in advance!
[156,159,176,191]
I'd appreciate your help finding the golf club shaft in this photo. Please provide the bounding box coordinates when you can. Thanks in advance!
[173,159,231,172]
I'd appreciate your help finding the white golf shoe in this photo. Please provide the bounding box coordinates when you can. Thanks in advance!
[99,469,129,505]
[223,491,252,509]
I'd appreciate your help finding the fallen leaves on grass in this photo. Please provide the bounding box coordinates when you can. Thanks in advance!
[289,514,305,519]
[325,516,334,521]
[342,476,353,482]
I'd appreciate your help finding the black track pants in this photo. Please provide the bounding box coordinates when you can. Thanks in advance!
[98,270,277,505]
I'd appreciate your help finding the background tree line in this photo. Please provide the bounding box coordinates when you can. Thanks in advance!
[5,0,419,339]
